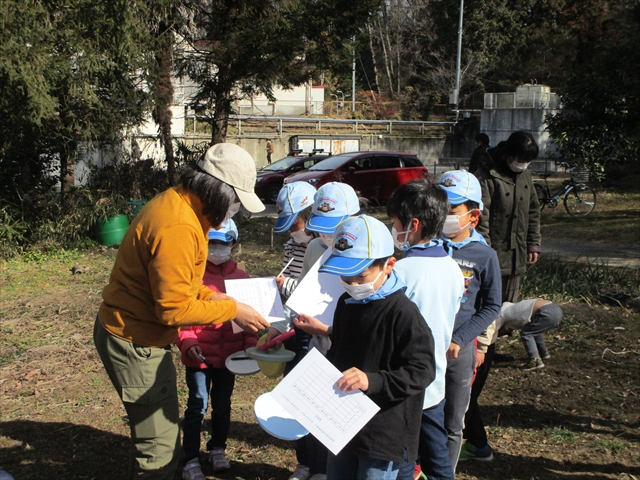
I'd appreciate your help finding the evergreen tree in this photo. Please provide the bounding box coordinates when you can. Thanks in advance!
[177,0,382,143]
[0,0,152,211]
[546,1,640,181]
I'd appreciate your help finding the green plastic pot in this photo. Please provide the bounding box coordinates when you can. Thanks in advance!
[94,214,129,247]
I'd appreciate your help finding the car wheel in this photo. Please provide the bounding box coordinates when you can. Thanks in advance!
[266,183,281,204]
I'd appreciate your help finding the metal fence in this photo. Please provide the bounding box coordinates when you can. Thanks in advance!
[184,114,456,137]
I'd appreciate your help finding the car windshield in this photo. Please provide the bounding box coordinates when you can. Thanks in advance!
[309,153,360,171]
[261,156,302,171]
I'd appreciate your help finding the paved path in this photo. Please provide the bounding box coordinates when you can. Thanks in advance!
[244,206,639,268]
[542,240,639,268]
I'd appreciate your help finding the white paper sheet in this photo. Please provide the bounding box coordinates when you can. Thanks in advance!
[225,277,286,333]
[270,348,380,455]
[285,248,344,326]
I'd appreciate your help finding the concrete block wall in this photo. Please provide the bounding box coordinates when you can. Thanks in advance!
[481,108,559,158]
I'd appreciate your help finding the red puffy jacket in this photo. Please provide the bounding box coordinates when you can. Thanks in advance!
[176,259,258,369]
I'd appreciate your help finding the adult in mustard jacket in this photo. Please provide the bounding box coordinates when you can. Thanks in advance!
[93,143,271,480]
[475,131,542,303]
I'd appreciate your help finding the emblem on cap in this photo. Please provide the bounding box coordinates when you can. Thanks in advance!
[319,202,335,213]
[335,238,353,251]
[441,178,456,187]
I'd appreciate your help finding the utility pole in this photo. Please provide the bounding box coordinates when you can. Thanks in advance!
[451,0,464,120]
[352,36,356,112]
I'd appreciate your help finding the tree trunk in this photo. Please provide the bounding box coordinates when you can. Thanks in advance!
[376,18,394,98]
[152,26,176,184]
[59,142,76,212]
[366,22,380,100]
[211,88,232,144]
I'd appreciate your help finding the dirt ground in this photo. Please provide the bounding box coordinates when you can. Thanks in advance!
[1,198,639,479]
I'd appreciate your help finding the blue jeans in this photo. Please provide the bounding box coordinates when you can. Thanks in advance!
[397,400,453,480]
[182,366,235,462]
[327,448,407,480]
[420,400,454,479]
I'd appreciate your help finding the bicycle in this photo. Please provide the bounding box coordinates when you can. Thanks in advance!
[532,162,597,216]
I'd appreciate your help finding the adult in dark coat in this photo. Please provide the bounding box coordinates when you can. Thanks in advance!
[468,133,490,174]
[474,131,541,304]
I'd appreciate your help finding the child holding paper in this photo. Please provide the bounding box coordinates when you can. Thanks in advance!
[272,182,360,480]
[295,215,436,480]
[176,220,258,480]
[273,181,318,298]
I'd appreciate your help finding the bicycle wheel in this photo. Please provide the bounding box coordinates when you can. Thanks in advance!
[564,184,596,216]
[533,182,548,211]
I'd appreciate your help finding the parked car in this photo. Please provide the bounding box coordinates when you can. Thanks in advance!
[283,151,428,202]
[255,153,331,203]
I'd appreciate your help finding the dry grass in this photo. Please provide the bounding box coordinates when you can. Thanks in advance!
[1,192,640,480]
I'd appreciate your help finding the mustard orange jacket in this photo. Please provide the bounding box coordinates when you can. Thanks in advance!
[98,185,237,347]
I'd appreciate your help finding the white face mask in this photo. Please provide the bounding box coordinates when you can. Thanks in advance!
[391,226,411,251]
[442,211,472,238]
[319,233,334,247]
[339,267,387,301]
[290,229,313,245]
[207,244,232,265]
[509,160,529,172]
[223,201,241,223]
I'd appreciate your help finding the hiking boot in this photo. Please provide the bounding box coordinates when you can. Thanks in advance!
[459,442,494,462]
[209,448,230,472]
[182,459,206,480]
[522,358,545,371]
[288,464,311,480]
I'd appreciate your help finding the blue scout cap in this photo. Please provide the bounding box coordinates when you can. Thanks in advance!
[306,182,360,234]
[273,182,316,233]
[208,219,238,243]
[438,170,484,210]
[319,215,394,276]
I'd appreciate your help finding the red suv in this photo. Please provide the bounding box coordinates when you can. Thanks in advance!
[284,151,428,202]
[255,153,330,203]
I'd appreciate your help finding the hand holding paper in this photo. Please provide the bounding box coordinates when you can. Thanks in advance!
[337,367,369,393]
[234,302,271,333]
[224,277,286,333]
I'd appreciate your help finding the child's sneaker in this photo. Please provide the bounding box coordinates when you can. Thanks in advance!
[522,358,545,371]
[288,464,311,480]
[413,465,428,479]
[182,458,206,480]
[209,448,230,472]
[459,442,494,461]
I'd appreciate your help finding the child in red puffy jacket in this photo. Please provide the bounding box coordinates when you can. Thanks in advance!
[176,220,257,480]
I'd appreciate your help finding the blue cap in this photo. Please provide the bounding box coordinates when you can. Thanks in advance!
[273,182,317,233]
[319,215,394,276]
[208,219,238,243]
[306,182,360,234]
[439,170,484,210]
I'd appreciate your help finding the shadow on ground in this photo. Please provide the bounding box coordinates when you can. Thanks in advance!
[0,420,293,480]
[457,451,640,480]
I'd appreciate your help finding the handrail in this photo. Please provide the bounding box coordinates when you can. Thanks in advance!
[194,114,456,127]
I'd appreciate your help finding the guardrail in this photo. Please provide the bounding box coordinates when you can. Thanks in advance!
[185,115,456,137]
